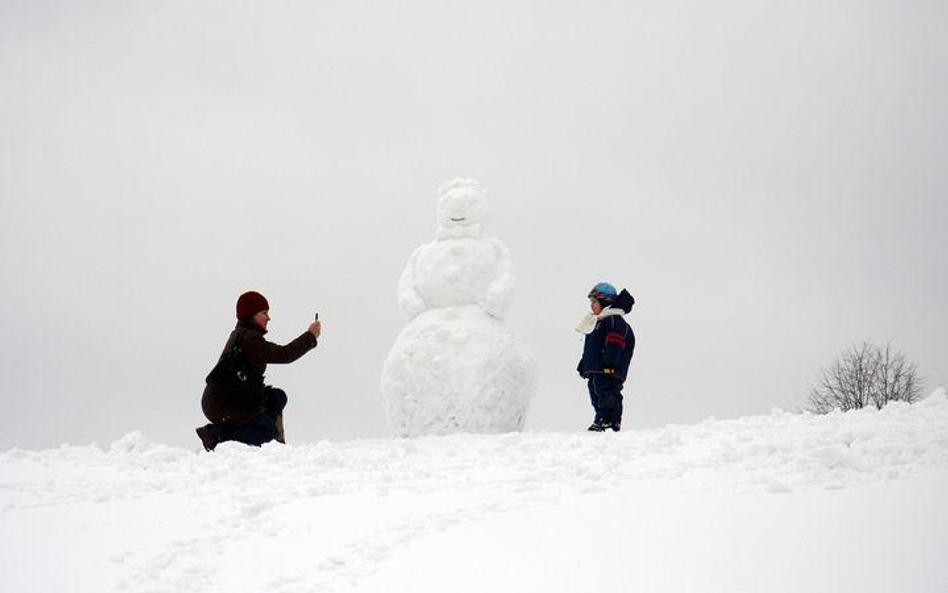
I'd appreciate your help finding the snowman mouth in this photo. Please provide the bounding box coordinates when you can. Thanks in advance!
[450,217,467,222]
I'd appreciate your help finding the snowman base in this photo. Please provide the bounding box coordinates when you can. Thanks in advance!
[381,305,537,437]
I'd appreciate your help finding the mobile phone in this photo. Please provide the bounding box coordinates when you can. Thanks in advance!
[314,312,319,321]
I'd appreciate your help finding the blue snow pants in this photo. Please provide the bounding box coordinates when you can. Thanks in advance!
[210,387,287,446]
[587,375,624,426]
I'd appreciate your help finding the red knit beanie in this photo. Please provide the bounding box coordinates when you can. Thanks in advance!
[236,291,269,320]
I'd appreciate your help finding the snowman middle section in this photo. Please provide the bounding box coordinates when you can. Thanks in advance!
[412,237,505,311]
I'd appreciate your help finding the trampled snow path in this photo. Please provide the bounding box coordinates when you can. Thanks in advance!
[2,392,947,593]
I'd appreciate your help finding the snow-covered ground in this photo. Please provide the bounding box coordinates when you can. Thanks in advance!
[3,391,947,593]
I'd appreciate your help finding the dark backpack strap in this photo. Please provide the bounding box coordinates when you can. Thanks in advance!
[229,327,246,356]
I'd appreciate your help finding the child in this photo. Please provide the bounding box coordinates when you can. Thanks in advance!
[576,282,635,431]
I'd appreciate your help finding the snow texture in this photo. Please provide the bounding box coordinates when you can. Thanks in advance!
[2,391,947,593]
[381,179,537,436]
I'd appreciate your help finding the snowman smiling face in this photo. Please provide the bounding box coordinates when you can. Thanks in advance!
[436,184,490,238]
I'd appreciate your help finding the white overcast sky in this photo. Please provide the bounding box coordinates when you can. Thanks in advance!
[1,1,946,450]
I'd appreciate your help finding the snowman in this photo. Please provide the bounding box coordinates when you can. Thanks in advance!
[381,178,537,437]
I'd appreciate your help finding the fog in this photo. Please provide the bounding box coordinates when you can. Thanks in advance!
[1,1,945,450]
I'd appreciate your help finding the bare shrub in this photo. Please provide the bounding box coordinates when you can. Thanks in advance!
[807,342,923,414]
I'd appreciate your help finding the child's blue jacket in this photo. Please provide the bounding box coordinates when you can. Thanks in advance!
[577,312,636,382]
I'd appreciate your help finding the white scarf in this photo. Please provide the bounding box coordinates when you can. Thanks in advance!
[575,307,625,335]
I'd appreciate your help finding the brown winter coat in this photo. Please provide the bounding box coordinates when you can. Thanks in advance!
[201,320,318,426]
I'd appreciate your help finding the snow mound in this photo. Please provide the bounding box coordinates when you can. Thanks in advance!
[2,396,947,593]
[108,430,154,454]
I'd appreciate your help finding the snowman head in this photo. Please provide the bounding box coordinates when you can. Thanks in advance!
[436,178,490,239]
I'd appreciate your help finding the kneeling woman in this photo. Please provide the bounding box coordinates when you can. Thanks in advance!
[196,291,321,451]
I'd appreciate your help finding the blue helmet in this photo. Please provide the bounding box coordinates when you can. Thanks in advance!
[588,282,617,302]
